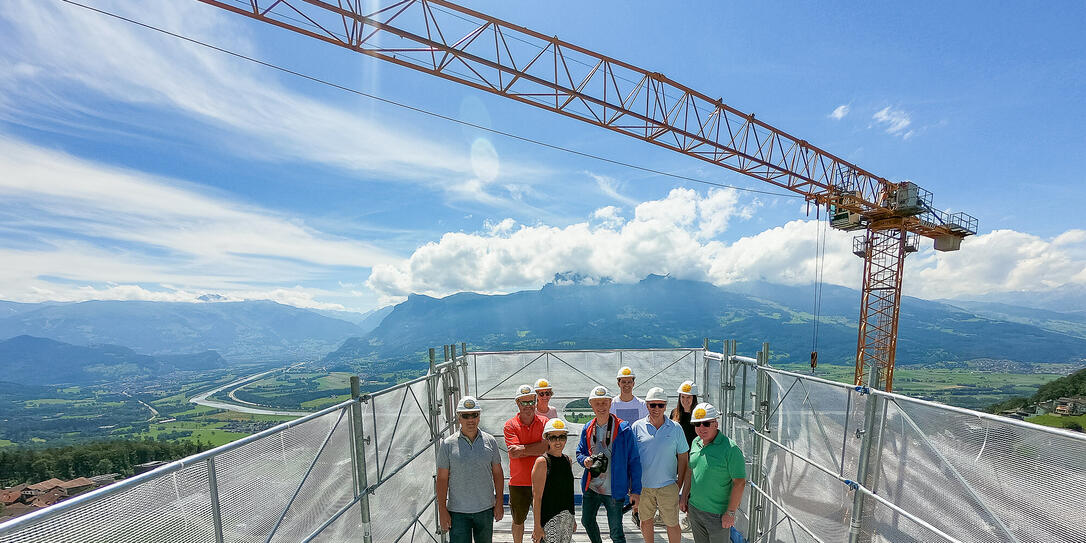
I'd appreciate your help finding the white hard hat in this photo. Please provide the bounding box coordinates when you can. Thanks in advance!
[677,380,699,396]
[534,378,553,391]
[543,418,569,435]
[456,396,481,413]
[645,387,667,402]
[690,402,719,423]
[616,366,636,379]
[514,384,537,400]
[588,385,611,401]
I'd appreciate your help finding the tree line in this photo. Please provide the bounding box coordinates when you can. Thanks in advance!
[0,439,210,487]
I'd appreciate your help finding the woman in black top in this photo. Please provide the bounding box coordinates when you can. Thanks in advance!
[531,418,575,543]
[670,380,699,446]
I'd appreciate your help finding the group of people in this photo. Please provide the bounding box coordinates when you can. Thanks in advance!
[437,368,746,543]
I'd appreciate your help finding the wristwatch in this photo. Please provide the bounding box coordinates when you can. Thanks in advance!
[725,510,737,517]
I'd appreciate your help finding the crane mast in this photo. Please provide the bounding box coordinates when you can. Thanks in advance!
[197,0,977,391]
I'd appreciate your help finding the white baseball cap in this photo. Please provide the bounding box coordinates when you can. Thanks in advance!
[677,380,699,396]
[645,387,667,402]
[588,385,611,401]
[543,418,569,435]
[534,378,553,392]
[456,396,481,413]
[615,366,636,379]
[690,402,719,423]
[514,384,537,400]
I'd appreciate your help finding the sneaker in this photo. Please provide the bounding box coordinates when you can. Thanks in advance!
[680,515,691,532]
[654,510,666,526]
[632,510,640,526]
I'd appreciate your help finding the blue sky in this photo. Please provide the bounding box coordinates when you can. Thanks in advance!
[1,0,1083,311]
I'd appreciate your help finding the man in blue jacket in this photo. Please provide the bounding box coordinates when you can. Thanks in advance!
[577,385,642,543]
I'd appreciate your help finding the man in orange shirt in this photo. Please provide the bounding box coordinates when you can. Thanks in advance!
[504,383,549,543]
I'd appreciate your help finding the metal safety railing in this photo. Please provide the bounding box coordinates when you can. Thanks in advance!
[3,343,1084,543]
[722,342,1086,543]
[0,347,471,543]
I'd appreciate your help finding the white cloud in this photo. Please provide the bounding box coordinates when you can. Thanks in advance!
[0,0,545,204]
[593,206,625,229]
[366,190,1086,305]
[872,106,912,136]
[0,137,395,307]
[830,105,850,120]
[367,188,803,303]
[906,229,1086,299]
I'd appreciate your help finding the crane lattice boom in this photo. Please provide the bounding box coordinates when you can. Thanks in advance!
[196,0,977,390]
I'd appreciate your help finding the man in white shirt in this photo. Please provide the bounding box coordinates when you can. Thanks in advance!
[610,366,648,423]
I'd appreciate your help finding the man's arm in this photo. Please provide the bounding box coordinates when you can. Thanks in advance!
[576,427,591,468]
[504,420,526,458]
[521,440,548,456]
[678,466,691,513]
[676,451,689,494]
[491,461,505,522]
[721,478,746,530]
[625,427,642,505]
[436,468,451,532]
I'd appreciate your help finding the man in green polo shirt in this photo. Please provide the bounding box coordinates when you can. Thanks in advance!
[679,402,745,543]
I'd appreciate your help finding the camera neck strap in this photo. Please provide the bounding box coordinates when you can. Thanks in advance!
[593,414,614,448]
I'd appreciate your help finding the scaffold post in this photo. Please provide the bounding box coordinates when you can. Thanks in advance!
[847,369,888,543]
[349,375,373,543]
[747,342,770,539]
[722,339,733,439]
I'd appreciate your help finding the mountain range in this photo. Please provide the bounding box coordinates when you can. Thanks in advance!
[2,278,1084,381]
[0,300,375,362]
[0,335,227,386]
[323,276,1086,371]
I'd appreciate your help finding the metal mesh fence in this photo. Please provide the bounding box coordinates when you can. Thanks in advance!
[3,348,1084,543]
[0,402,357,543]
[732,363,1086,543]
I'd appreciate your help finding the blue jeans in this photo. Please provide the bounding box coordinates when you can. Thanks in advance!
[581,489,626,543]
[449,508,494,543]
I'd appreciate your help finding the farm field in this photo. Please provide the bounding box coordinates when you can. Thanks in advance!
[771,363,1067,409]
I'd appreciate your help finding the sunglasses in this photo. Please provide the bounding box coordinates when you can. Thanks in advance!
[693,421,715,428]
[647,403,666,409]
[537,391,553,397]
[546,435,568,441]
[459,413,479,419]
[519,400,537,406]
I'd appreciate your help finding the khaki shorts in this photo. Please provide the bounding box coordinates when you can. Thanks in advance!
[509,485,533,524]
[639,483,680,526]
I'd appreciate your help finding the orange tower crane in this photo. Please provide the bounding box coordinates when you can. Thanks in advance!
[197,0,977,391]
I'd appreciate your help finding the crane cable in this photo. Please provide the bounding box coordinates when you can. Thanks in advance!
[55,0,803,200]
[810,215,828,372]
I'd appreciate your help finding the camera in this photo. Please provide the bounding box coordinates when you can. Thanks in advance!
[587,453,609,476]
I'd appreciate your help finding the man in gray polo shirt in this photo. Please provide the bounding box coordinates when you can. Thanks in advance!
[437,396,505,543]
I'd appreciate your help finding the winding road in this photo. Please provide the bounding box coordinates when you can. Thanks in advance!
[189,368,309,416]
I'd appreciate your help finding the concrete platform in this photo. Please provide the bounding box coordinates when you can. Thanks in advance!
[492,505,698,543]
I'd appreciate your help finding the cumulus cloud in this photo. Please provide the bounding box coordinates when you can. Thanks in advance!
[872,106,913,137]
[367,190,1086,305]
[907,229,1086,299]
[366,188,829,303]
[0,137,393,308]
[829,105,850,120]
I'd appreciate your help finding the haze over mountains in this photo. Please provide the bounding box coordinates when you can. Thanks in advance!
[324,275,1086,370]
[2,277,1084,385]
